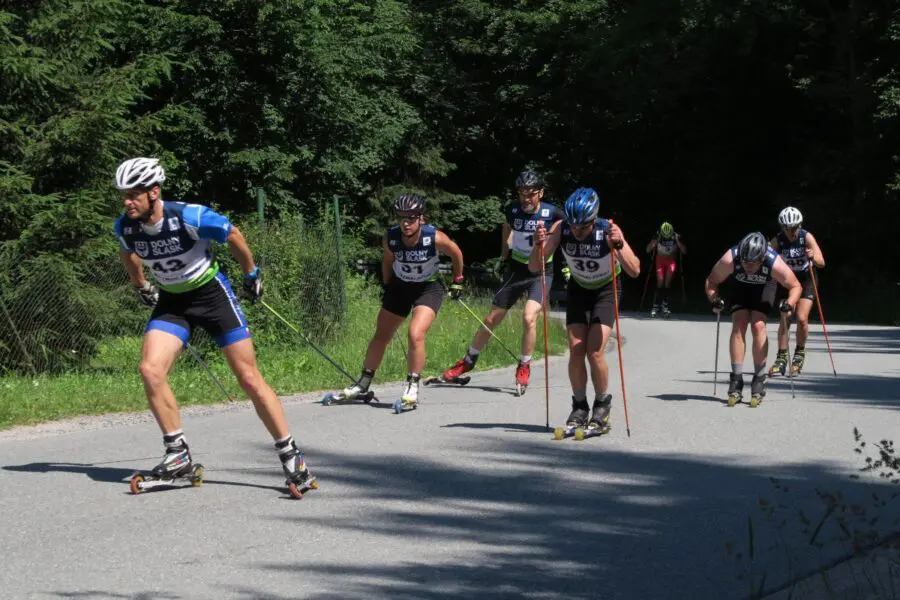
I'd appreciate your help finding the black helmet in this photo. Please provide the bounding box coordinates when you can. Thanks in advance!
[515,170,545,189]
[394,193,425,214]
[738,232,768,262]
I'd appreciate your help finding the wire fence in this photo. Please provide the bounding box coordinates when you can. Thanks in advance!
[0,199,348,377]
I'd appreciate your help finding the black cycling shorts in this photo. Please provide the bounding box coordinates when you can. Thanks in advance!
[382,279,444,318]
[492,263,552,309]
[566,279,621,327]
[147,272,250,348]
[728,279,778,315]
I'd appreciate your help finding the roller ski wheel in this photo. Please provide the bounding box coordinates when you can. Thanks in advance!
[321,390,377,406]
[726,392,742,407]
[515,383,528,397]
[422,375,471,386]
[129,463,204,495]
[749,394,764,408]
[553,425,578,440]
[574,422,611,441]
[393,398,418,414]
[287,477,319,500]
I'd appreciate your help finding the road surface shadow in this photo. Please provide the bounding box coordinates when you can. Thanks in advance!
[243,437,900,600]
[440,423,551,433]
[648,393,723,403]
[1,461,285,494]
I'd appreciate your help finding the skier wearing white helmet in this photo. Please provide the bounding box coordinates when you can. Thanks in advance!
[767,206,826,377]
[704,232,802,407]
[113,157,317,497]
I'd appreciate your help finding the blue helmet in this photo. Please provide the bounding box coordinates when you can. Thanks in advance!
[564,187,600,225]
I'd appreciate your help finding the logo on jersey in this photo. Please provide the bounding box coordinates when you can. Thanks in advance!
[541,209,549,217]
[402,250,429,262]
[134,241,149,257]
[423,236,432,247]
[389,239,397,247]
[514,218,523,230]
[565,243,577,256]
[168,217,180,231]
[149,237,184,257]
[124,227,133,235]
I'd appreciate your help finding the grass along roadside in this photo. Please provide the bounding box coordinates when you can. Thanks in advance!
[0,294,568,430]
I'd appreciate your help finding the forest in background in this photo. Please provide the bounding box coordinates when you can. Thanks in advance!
[2,0,898,323]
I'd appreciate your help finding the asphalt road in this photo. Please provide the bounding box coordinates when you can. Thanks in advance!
[1,313,898,600]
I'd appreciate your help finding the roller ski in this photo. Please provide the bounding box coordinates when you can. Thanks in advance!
[575,394,612,441]
[768,350,788,378]
[321,383,377,406]
[726,373,744,407]
[789,347,806,377]
[278,439,318,499]
[749,374,767,408]
[129,440,204,495]
[422,374,471,386]
[553,397,589,440]
[515,361,530,396]
[650,304,659,319]
[393,376,420,414]
[661,301,671,319]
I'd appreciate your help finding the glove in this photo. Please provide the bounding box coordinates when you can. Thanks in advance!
[448,275,464,300]
[134,281,158,308]
[779,299,793,314]
[710,294,725,314]
[241,266,263,303]
[561,266,571,282]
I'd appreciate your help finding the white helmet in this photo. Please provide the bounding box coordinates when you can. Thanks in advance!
[778,206,803,228]
[115,157,166,190]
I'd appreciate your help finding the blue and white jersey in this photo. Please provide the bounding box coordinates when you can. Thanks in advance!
[388,224,439,283]
[560,219,621,289]
[114,201,231,293]
[775,229,810,272]
[507,201,564,265]
[730,245,778,285]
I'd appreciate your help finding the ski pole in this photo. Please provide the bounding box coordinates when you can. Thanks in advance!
[442,284,520,363]
[787,310,795,398]
[539,242,550,432]
[185,342,235,403]
[260,299,358,384]
[713,310,721,396]
[609,228,632,437]
[679,251,686,306]
[640,248,655,310]
[809,265,837,376]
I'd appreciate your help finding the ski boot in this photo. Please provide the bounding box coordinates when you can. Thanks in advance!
[576,394,612,440]
[393,376,420,414]
[661,301,671,318]
[650,304,659,318]
[424,356,473,386]
[322,377,377,405]
[130,439,204,494]
[278,439,318,499]
[515,361,530,396]
[726,373,744,407]
[768,350,788,377]
[554,397,589,440]
[790,347,806,376]
[749,374,767,408]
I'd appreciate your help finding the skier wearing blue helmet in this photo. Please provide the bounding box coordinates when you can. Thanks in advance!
[530,187,640,437]
[440,169,564,396]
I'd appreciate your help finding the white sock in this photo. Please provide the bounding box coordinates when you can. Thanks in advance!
[520,355,532,364]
